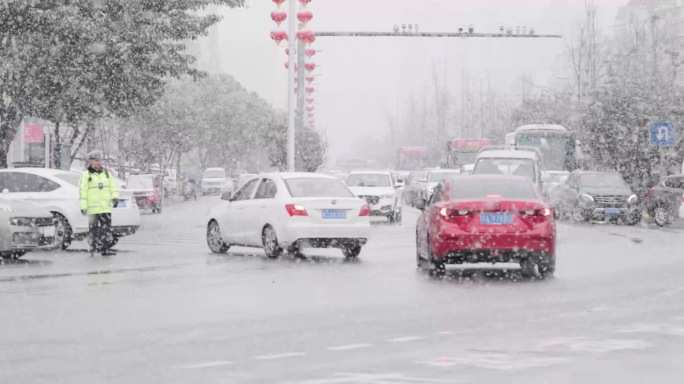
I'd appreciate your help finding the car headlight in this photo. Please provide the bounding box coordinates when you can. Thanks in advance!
[428,186,435,193]
[379,194,394,199]
[580,193,594,202]
[628,194,638,204]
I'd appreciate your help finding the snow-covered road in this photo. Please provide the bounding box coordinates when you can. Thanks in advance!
[1,196,683,384]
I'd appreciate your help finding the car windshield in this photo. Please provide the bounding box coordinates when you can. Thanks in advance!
[474,158,536,181]
[203,170,225,178]
[127,176,154,189]
[55,173,82,186]
[429,171,459,182]
[285,178,355,198]
[580,174,628,188]
[450,180,538,200]
[346,174,392,187]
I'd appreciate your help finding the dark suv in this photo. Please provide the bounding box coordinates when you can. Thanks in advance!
[557,171,640,225]
[643,175,684,226]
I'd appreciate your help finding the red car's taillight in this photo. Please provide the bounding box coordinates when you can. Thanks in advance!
[439,207,471,221]
[285,204,308,217]
[521,208,552,217]
[359,204,371,216]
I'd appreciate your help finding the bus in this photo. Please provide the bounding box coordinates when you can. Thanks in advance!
[505,124,578,171]
[446,138,492,169]
[397,146,429,171]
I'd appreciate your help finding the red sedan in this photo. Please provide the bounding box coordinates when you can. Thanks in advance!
[415,175,556,278]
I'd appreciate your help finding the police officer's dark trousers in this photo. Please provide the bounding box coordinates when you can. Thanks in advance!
[89,213,112,252]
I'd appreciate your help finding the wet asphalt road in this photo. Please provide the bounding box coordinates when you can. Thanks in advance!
[1,196,684,384]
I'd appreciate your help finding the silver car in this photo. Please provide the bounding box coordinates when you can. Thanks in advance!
[0,196,58,259]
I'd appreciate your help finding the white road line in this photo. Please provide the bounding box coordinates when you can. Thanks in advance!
[387,336,425,343]
[254,352,306,360]
[179,361,234,369]
[327,343,373,351]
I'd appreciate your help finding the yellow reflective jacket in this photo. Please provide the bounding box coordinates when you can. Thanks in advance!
[79,168,120,214]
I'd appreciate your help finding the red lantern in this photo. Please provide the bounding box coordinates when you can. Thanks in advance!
[305,49,316,58]
[273,0,286,8]
[304,63,316,73]
[299,0,313,7]
[306,97,314,103]
[271,11,287,26]
[297,11,313,26]
[271,30,288,45]
[306,76,315,83]
[306,86,315,94]
[296,30,316,45]
[307,105,315,112]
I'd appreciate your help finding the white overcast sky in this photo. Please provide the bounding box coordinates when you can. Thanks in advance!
[201,0,627,163]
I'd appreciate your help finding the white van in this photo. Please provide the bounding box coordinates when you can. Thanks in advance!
[472,148,545,192]
[201,168,231,195]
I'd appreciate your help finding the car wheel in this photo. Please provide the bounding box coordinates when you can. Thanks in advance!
[262,225,283,259]
[416,232,424,268]
[342,245,362,259]
[571,207,588,222]
[394,207,403,225]
[206,220,229,254]
[624,210,641,226]
[537,255,555,279]
[52,212,72,250]
[426,234,446,277]
[654,205,669,227]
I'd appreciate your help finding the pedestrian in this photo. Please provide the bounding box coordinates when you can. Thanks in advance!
[79,150,119,256]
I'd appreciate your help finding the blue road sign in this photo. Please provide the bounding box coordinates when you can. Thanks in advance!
[650,122,675,147]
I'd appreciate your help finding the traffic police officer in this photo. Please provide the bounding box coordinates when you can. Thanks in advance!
[80,150,119,256]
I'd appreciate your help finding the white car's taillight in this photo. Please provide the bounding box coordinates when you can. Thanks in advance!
[285,204,308,217]
[359,204,371,216]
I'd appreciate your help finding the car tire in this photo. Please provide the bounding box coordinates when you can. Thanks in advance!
[426,235,446,278]
[653,205,669,227]
[520,257,538,278]
[52,212,72,250]
[416,232,425,268]
[394,207,402,225]
[538,255,555,279]
[262,225,283,259]
[571,207,588,222]
[342,245,362,259]
[207,220,229,254]
[624,210,641,226]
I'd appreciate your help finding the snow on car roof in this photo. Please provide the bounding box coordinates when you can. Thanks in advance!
[348,170,392,175]
[515,124,567,132]
[266,172,336,180]
[477,150,538,159]
[0,168,78,177]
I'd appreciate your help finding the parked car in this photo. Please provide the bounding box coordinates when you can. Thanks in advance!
[0,168,140,249]
[206,173,370,259]
[472,148,545,192]
[127,174,163,213]
[414,175,555,278]
[0,195,58,259]
[556,170,640,225]
[345,170,402,224]
[202,168,231,195]
[644,174,684,226]
[420,169,461,201]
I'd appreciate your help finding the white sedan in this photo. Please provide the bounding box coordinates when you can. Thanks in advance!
[206,173,370,259]
[0,168,140,249]
[0,196,58,259]
[345,171,402,224]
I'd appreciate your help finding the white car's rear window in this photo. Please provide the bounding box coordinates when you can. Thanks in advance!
[285,178,355,198]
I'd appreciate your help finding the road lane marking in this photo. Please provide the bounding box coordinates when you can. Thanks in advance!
[327,343,373,351]
[179,361,234,369]
[387,336,424,343]
[254,352,306,360]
